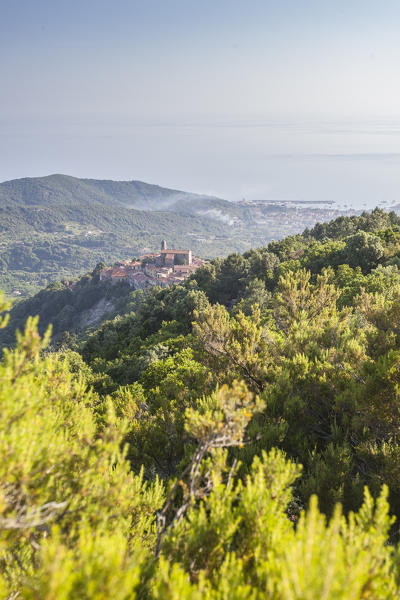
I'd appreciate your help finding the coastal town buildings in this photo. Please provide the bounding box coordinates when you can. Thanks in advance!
[99,241,206,290]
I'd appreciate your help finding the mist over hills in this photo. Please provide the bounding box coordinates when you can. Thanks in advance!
[0,173,356,297]
[0,174,232,296]
[0,173,220,211]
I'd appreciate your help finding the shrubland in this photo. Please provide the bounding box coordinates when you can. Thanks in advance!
[3,208,400,597]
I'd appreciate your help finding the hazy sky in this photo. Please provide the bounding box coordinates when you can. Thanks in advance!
[1,0,400,206]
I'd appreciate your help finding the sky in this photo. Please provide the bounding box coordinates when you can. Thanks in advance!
[1,0,400,207]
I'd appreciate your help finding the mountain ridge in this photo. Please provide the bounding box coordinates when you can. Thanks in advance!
[0,173,378,298]
[0,173,222,211]
[0,174,244,296]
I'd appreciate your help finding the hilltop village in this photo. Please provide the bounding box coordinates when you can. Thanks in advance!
[99,240,206,290]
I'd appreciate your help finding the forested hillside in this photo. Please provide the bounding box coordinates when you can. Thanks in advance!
[0,262,142,348]
[3,208,400,597]
[0,174,231,297]
[0,174,348,297]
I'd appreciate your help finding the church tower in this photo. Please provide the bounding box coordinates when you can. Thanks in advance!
[161,240,167,251]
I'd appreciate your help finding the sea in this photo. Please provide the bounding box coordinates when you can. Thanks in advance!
[1,115,400,212]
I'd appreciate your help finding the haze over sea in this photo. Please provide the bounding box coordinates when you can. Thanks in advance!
[2,115,399,211]
[2,0,400,211]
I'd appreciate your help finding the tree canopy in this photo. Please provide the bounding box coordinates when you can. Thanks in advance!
[4,208,400,597]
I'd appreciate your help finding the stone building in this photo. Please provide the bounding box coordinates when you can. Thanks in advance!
[160,249,192,266]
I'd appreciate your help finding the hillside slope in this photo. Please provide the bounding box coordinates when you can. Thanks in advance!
[2,206,398,349]
[0,175,235,296]
[0,174,357,297]
[0,173,218,211]
[4,209,400,529]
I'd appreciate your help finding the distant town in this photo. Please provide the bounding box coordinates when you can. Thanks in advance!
[99,240,206,289]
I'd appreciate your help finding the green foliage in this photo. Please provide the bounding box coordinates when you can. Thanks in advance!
[68,208,400,525]
[155,457,397,599]
[1,174,351,298]
[0,316,163,596]
[0,175,245,297]
[308,208,400,241]
[125,349,213,476]
[20,527,145,600]
[343,230,385,272]
[5,207,400,596]
[0,315,399,598]
[0,265,142,349]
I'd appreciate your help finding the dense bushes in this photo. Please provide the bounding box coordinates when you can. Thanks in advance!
[1,312,400,598]
[4,209,400,596]
[1,309,399,598]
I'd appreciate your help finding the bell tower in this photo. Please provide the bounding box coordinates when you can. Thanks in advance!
[161,239,167,251]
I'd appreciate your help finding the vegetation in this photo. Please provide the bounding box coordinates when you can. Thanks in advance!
[0,263,145,349]
[0,174,241,297]
[0,174,354,297]
[4,208,400,597]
